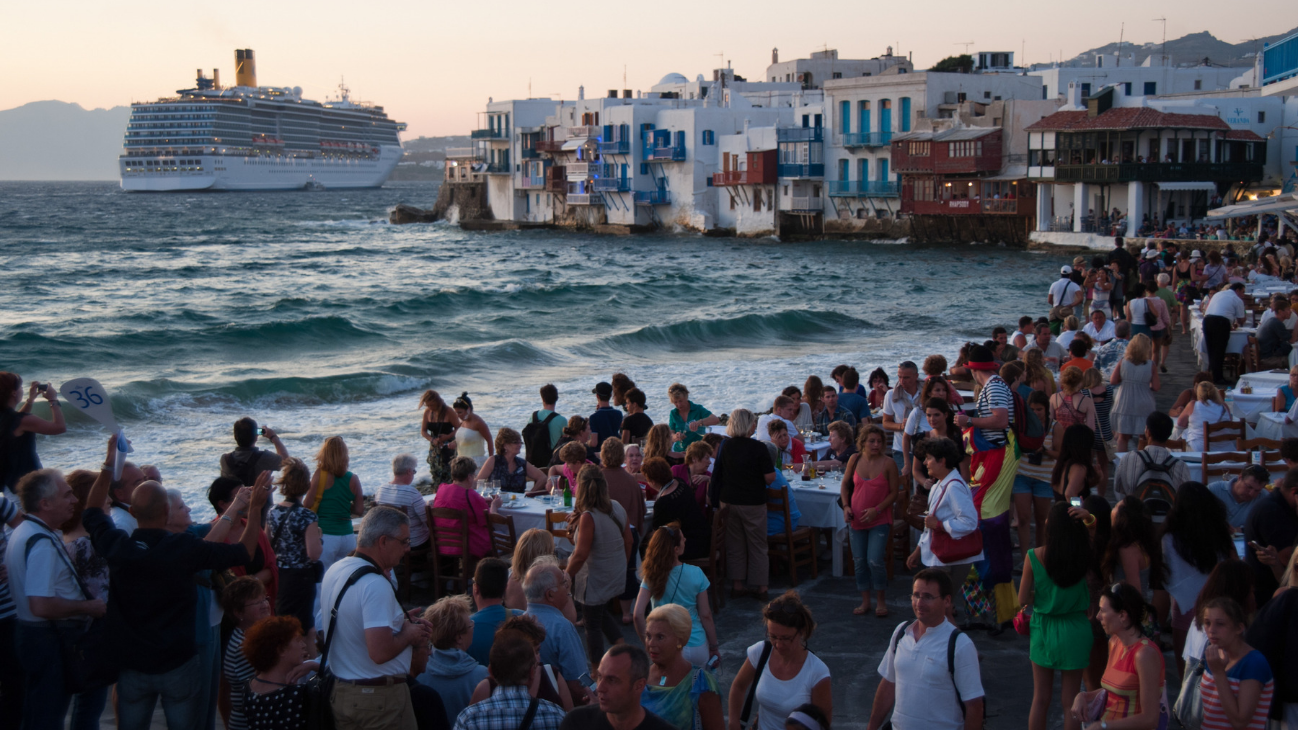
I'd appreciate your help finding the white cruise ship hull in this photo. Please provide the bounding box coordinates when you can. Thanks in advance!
[120,145,402,192]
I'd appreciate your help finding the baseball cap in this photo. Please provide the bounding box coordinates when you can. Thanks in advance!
[1061,265,1074,275]
[592,382,613,399]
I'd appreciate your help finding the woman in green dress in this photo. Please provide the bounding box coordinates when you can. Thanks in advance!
[640,604,722,730]
[1018,500,1093,730]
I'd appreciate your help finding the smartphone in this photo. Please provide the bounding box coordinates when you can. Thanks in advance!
[1069,497,1082,508]
[256,427,265,435]
[706,655,720,671]
[1249,541,1265,551]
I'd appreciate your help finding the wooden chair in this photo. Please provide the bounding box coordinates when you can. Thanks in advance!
[427,505,471,597]
[1204,419,1247,452]
[1244,336,1260,374]
[488,512,518,559]
[686,505,729,612]
[545,510,573,544]
[1136,436,1187,451]
[1200,451,1252,485]
[396,540,434,602]
[1238,437,1283,453]
[766,488,817,586]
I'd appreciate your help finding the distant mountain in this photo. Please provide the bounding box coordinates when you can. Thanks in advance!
[1057,26,1298,69]
[0,100,131,181]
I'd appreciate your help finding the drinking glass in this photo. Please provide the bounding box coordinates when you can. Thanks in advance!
[547,476,560,505]
[476,479,487,496]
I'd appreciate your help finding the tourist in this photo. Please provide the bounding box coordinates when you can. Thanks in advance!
[319,506,431,730]
[375,454,428,550]
[1019,502,1092,730]
[633,524,720,669]
[840,425,899,618]
[590,382,624,448]
[1109,334,1159,453]
[756,395,800,447]
[265,457,322,648]
[644,423,681,469]
[780,386,815,433]
[1185,560,1255,675]
[1076,583,1164,728]
[1102,497,1165,603]
[566,465,632,671]
[1025,324,1068,372]
[219,418,288,486]
[1258,296,1295,368]
[1082,309,1117,347]
[55,471,110,730]
[1208,464,1268,532]
[1112,412,1191,500]
[241,616,315,730]
[1177,382,1231,452]
[1202,249,1229,290]
[0,375,65,495]
[1199,597,1275,729]
[505,530,571,619]
[1259,293,1298,334]
[860,368,888,412]
[420,389,461,486]
[452,393,494,467]
[1153,273,1176,371]
[221,576,272,730]
[1081,494,1115,694]
[524,562,591,703]
[669,441,712,510]
[832,364,869,397]
[639,604,723,730]
[837,368,872,423]
[1061,340,1093,372]
[869,569,985,730]
[306,435,364,576]
[1079,367,1112,492]
[455,630,568,730]
[1202,281,1247,385]
[727,592,832,730]
[1057,315,1082,351]
[1161,481,1235,674]
[905,436,983,583]
[667,383,718,455]
[1087,265,1114,320]
[802,376,827,429]
[1173,253,1201,334]
[610,374,637,409]
[1138,249,1161,290]
[1092,320,1132,378]
[478,428,548,494]
[466,614,574,710]
[109,460,146,533]
[1052,425,1100,502]
[1024,349,1056,395]
[812,388,856,437]
[465,558,521,666]
[207,476,278,604]
[1243,467,1298,608]
[418,595,489,726]
[1050,366,1097,433]
[763,421,802,538]
[621,387,654,445]
[432,456,501,564]
[1011,315,1037,349]
[644,457,709,561]
[1049,265,1085,333]
[1015,391,1057,552]
[550,439,596,497]
[711,409,776,600]
[811,421,856,472]
[1274,366,1298,415]
[561,645,674,730]
[601,438,648,622]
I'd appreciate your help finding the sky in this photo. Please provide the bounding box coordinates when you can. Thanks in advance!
[1,0,1290,140]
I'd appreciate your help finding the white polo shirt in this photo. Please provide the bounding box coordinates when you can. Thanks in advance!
[882,387,921,452]
[1082,320,1116,343]
[6,517,84,622]
[1205,290,1246,321]
[320,556,410,680]
[878,619,985,730]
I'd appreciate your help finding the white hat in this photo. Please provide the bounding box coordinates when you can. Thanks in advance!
[1061,265,1074,275]
[1191,250,1203,259]
[1144,249,1159,259]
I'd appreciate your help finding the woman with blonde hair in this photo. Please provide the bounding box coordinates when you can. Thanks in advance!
[640,604,724,730]
[420,389,460,487]
[418,594,488,724]
[1177,381,1231,452]
[266,456,323,647]
[1024,349,1056,396]
[504,532,577,621]
[645,422,680,466]
[305,436,363,574]
[1050,366,1097,433]
[713,408,776,599]
[633,523,720,667]
[565,465,632,669]
[1109,333,1160,453]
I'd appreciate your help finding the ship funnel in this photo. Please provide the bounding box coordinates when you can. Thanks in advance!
[235,49,257,88]
[213,69,220,88]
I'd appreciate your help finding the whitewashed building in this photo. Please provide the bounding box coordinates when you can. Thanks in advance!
[765,47,912,88]
[1029,57,1253,103]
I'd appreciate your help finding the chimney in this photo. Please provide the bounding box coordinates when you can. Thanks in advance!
[608,89,617,98]
[213,69,220,88]
[235,49,257,88]
[772,47,779,65]
[578,85,585,100]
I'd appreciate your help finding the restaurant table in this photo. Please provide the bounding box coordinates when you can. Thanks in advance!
[1237,371,1291,391]
[1255,412,1298,441]
[780,469,851,577]
[704,425,832,459]
[1227,390,1278,424]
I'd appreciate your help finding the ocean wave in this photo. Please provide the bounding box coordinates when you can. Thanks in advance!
[578,310,877,356]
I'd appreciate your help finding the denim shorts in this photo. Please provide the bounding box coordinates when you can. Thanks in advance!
[1013,474,1053,499]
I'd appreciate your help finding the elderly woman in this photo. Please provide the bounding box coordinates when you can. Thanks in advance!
[241,616,316,730]
[418,594,488,725]
[1109,334,1160,453]
[0,373,66,493]
[478,427,547,493]
[644,457,710,561]
[641,604,723,730]
[452,393,494,467]
[726,592,832,730]
[625,442,648,488]
[503,530,577,620]
[305,436,364,575]
[633,524,720,668]
[265,457,322,648]
[712,409,777,600]
[432,456,501,563]
[566,465,633,670]
[467,614,574,710]
[812,421,857,472]
[667,383,719,454]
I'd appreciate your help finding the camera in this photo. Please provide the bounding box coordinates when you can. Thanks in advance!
[256,427,265,436]
[31,382,44,392]
[1026,450,1043,466]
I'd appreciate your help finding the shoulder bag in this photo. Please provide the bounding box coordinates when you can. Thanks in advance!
[929,478,983,564]
[305,563,381,730]
[738,641,773,729]
[23,533,119,693]
[1172,652,1206,729]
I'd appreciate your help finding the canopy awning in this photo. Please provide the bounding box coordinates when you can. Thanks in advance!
[560,139,587,151]
[983,165,1029,181]
[1155,181,1218,191]
[1208,193,1298,219]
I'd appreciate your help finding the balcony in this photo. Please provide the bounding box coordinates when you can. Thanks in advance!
[520,147,540,159]
[445,147,478,159]
[568,193,603,205]
[634,189,670,205]
[777,127,824,143]
[535,139,565,153]
[643,144,686,161]
[828,181,899,197]
[778,163,825,178]
[785,196,822,212]
[712,171,743,186]
[597,138,630,155]
[907,198,1027,215]
[1052,162,1264,184]
[471,128,505,140]
[566,162,594,178]
[568,126,601,138]
[517,174,547,189]
[593,176,631,192]
[485,163,510,174]
[840,132,893,148]
[982,199,1019,214]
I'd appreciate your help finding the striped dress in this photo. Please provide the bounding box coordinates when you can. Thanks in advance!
[1083,386,1114,450]
[1200,649,1274,730]
[1101,637,1164,721]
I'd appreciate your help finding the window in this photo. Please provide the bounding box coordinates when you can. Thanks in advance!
[983,91,991,99]
[754,189,762,212]
[1080,83,1091,99]
[832,72,842,79]
[730,194,736,210]
[949,140,983,157]
[908,141,930,156]
[1123,82,1132,96]
[1194,79,1202,90]
[701,130,715,145]
[1259,111,1266,123]
[640,162,648,175]
[1144,81,1157,95]
[915,178,935,201]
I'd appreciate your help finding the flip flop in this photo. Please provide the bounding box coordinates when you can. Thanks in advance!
[853,605,869,616]
[875,608,890,619]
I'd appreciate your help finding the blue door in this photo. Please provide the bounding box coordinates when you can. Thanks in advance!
[840,101,850,139]
[838,159,849,184]
[879,159,889,183]
[880,102,892,135]
[860,102,871,135]
[900,98,912,132]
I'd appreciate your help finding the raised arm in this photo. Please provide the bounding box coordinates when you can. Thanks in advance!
[18,384,65,436]
[261,426,289,458]
[87,435,118,520]
[236,473,271,560]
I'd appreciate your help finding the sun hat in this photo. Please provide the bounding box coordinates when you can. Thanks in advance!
[1191,250,1203,260]
[1144,249,1159,259]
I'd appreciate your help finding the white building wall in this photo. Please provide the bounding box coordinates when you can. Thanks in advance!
[1030,65,1250,102]
[715,127,779,235]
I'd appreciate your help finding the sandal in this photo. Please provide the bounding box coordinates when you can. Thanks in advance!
[853,605,870,616]
[875,607,890,618]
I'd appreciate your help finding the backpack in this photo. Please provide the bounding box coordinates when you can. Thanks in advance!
[1009,388,1043,452]
[1135,450,1178,518]
[522,411,560,470]
[887,621,974,722]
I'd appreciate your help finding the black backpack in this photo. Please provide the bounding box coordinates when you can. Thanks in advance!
[1135,450,1178,519]
[886,620,975,723]
[522,411,560,470]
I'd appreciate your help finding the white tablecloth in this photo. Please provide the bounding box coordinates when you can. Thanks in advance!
[1238,372,1291,390]
[1227,391,1278,424]
[1255,412,1298,441]
[783,470,851,577]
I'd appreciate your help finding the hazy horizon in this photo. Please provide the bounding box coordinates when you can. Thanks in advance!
[1,1,1292,140]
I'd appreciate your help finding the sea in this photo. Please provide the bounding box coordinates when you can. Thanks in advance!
[1,181,1069,518]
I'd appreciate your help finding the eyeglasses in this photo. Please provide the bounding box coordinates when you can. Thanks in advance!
[766,631,802,645]
[911,592,941,602]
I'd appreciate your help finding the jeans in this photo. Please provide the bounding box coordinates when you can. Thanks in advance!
[15,622,69,730]
[193,623,221,730]
[116,653,203,730]
[0,617,23,730]
[68,686,109,730]
[849,524,891,592]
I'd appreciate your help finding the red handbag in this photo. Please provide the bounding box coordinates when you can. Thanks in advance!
[929,477,984,563]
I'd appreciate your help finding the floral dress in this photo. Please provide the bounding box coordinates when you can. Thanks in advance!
[64,535,109,600]
[426,414,454,487]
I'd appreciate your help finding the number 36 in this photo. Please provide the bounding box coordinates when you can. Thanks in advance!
[68,388,104,408]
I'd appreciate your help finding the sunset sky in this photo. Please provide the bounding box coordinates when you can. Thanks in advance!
[2,0,1289,139]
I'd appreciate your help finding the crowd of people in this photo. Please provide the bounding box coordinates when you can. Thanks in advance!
[8,235,1298,729]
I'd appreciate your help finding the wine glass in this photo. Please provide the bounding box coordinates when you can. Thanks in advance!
[476,479,488,496]
[547,476,560,505]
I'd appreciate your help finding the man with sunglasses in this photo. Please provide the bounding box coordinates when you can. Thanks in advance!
[869,569,985,730]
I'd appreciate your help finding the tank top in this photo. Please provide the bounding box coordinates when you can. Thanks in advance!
[0,410,40,491]
[850,472,892,530]
[1101,637,1164,721]
[456,426,487,458]
[1029,549,1089,617]
[1054,393,1087,429]
[490,455,529,493]
[313,472,356,536]
[572,503,627,606]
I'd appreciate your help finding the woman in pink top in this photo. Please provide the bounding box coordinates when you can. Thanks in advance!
[432,456,500,560]
[838,425,899,618]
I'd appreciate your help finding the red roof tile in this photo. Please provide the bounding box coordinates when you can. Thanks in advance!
[1026,106,1231,132]
[1225,129,1264,141]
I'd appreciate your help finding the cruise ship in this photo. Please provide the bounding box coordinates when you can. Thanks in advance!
[120,49,405,191]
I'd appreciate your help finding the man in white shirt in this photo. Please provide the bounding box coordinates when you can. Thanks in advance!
[1203,282,1248,385]
[110,461,146,533]
[1081,309,1116,345]
[320,506,432,730]
[7,469,107,728]
[881,362,921,473]
[1260,292,1298,333]
[1022,324,1068,372]
[1047,266,1084,333]
[374,454,430,550]
[869,569,985,730]
[756,395,799,444]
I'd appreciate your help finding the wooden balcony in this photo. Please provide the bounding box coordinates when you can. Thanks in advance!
[1053,162,1264,183]
[535,139,565,153]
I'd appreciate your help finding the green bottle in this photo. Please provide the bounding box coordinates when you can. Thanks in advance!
[562,479,572,507]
